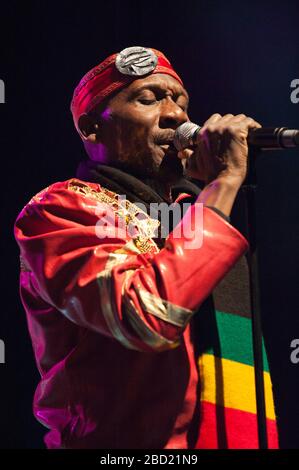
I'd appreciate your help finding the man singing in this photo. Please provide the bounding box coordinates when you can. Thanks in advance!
[14,46,278,449]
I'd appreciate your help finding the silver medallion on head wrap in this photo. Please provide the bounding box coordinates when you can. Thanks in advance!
[115,46,158,77]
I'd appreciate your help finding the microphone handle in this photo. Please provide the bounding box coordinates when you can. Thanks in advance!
[247,127,299,149]
[192,126,299,149]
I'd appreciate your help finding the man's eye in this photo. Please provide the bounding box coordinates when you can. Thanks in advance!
[138,98,156,105]
[177,101,188,112]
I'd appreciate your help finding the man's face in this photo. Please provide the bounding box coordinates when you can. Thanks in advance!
[92,73,190,178]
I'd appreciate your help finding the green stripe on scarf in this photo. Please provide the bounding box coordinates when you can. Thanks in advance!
[204,310,269,372]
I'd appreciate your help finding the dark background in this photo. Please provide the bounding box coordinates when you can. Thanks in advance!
[0,0,298,448]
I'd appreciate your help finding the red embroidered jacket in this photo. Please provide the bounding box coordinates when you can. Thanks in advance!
[14,178,252,449]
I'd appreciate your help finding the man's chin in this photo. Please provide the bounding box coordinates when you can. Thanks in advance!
[111,151,184,181]
[157,152,184,181]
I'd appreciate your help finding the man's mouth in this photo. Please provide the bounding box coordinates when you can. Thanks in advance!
[155,130,177,154]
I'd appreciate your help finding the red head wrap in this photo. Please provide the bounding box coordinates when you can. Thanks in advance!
[70,46,184,137]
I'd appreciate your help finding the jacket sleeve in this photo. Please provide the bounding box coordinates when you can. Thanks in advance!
[14,179,248,352]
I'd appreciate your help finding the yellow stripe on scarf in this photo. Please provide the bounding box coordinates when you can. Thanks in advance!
[198,354,276,420]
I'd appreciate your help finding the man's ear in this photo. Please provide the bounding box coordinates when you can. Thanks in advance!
[78,113,101,143]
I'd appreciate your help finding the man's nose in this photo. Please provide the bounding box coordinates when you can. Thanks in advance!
[159,98,188,129]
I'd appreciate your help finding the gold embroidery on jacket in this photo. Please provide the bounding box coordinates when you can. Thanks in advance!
[68,179,160,254]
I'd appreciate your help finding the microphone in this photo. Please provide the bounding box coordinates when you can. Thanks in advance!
[173,122,299,151]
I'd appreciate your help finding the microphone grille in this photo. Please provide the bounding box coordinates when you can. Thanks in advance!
[174,122,200,151]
